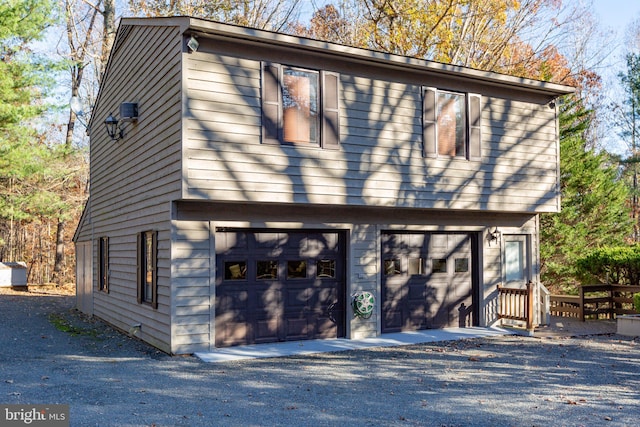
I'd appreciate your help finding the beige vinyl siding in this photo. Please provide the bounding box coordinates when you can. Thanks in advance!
[183,48,560,213]
[189,202,538,339]
[78,18,569,352]
[75,241,93,316]
[482,241,503,325]
[88,25,183,354]
[171,220,212,354]
[350,223,379,339]
[185,53,261,149]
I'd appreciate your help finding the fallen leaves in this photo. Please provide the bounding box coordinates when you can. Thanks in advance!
[563,397,587,405]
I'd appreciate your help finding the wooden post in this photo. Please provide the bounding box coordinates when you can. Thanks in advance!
[608,284,614,320]
[526,281,534,331]
[579,285,585,322]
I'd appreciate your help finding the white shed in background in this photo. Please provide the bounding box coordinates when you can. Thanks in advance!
[0,262,28,287]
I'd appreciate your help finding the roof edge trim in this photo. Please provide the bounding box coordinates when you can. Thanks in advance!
[119,16,575,97]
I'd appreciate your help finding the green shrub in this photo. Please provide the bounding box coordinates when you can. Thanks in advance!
[576,246,640,286]
[634,293,640,313]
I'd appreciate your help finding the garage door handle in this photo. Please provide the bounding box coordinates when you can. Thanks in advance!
[327,302,338,324]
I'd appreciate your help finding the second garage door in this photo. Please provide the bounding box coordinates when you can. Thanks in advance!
[382,232,475,333]
[215,230,346,347]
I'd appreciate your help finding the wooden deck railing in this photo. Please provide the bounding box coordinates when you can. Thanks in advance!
[550,284,640,321]
[497,281,534,331]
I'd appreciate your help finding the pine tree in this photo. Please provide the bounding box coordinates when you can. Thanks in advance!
[540,99,633,293]
[0,0,60,262]
[617,53,640,242]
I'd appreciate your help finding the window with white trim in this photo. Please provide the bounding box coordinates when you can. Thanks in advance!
[423,88,481,160]
[262,63,340,149]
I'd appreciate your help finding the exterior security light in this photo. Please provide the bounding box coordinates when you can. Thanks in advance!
[187,35,199,52]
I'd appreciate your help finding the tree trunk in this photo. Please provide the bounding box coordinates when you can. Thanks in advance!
[50,219,66,284]
[100,0,117,79]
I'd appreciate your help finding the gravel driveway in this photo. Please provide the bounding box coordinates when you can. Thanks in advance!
[1,290,639,427]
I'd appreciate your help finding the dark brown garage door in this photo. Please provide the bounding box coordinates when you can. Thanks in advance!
[382,232,475,333]
[215,230,345,347]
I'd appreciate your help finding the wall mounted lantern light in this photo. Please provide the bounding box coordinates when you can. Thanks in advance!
[105,102,138,141]
[488,227,501,246]
[104,113,122,141]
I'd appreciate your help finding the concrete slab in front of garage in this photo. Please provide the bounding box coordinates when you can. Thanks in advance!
[196,326,512,363]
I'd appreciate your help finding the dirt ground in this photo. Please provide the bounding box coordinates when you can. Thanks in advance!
[0,283,75,296]
[1,289,638,426]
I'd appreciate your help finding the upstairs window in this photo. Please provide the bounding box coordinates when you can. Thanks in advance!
[283,68,318,144]
[436,91,466,157]
[423,88,481,160]
[262,63,340,149]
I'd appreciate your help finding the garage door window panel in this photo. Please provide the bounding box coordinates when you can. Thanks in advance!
[432,258,447,273]
[224,261,247,281]
[384,259,401,276]
[455,258,469,273]
[409,257,425,275]
[257,260,278,280]
[287,260,307,279]
[317,259,335,278]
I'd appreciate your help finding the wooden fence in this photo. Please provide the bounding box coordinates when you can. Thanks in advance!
[550,284,640,321]
[497,281,534,330]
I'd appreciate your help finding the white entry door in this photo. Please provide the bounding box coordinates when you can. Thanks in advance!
[504,235,530,287]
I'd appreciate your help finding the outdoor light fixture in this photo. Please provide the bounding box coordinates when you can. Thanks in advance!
[488,227,501,245]
[187,35,199,53]
[104,102,138,141]
[104,113,122,141]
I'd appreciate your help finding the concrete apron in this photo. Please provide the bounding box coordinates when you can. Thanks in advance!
[196,326,512,363]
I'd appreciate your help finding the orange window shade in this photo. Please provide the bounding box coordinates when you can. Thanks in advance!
[283,69,318,144]
[437,92,465,157]
[438,98,457,156]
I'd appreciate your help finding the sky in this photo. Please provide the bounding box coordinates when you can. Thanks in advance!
[590,0,640,153]
[592,0,640,68]
[592,0,640,32]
